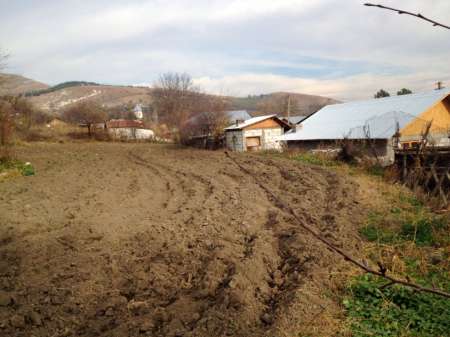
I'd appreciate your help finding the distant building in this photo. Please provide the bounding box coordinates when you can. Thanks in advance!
[226,110,252,125]
[280,89,450,164]
[133,104,144,119]
[225,115,291,152]
[106,119,154,140]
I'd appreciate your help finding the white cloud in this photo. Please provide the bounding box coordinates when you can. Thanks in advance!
[195,71,450,101]
[0,0,449,100]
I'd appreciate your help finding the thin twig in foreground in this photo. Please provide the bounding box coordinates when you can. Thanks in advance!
[364,3,450,30]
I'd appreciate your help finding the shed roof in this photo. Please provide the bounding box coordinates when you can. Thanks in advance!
[281,89,450,141]
[107,119,145,129]
[224,114,289,130]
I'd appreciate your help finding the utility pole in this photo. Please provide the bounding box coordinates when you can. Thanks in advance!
[436,81,444,90]
[287,95,291,122]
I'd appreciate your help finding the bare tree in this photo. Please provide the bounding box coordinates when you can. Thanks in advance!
[152,72,202,139]
[0,99,14,160]
[363,124,381,165]
[195,96,230,137]
[183,95,230,142]
[0,49,7,72]
[1,95,46,132]
[0,49,13,160]
[62,101,108,137]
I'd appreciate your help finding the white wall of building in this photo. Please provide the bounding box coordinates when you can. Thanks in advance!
[245,127,283,151]
[226,127,283,152]
[135,129,155,140]
[226,130,245,151]
[107,128,154,140]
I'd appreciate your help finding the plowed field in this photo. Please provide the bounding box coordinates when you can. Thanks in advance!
[0,143,368,337]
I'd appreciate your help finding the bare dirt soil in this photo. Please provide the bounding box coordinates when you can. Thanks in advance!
[0,143,368,337]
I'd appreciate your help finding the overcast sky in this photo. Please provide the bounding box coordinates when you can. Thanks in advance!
[0,0,449,100]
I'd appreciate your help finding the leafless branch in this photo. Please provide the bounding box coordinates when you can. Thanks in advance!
[363,124,380,165]
[0,49,9,71]
[225,151,450,299]
[364,3,450,30]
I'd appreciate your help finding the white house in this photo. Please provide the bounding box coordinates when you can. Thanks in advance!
[106,119,155,140]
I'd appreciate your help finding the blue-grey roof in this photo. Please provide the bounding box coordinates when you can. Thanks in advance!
[283,115,308,124]
[281,89,450,141]
[186,110,251,126]
[226,110,252,121]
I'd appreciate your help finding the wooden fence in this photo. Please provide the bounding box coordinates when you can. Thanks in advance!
[398,150,450,207]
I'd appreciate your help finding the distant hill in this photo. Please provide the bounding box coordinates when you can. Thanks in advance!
[0,73,49,96]
[27,84,152,112]
[1,73,339,117]
[230,92,340,116]
[24,81,102,97]
[0,73,153,113]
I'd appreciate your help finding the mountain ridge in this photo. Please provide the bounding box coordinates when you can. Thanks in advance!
[0,73,339,116]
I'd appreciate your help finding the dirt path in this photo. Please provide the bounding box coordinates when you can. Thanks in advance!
[0,143,366,337]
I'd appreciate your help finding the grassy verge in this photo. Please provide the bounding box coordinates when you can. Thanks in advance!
[289,152,338,167]
[257,150,340,167]
[345,194,450,337]
[0,158,35,180]
[344,272,450,337]
[259,151,388,177]
[260,151,449,336]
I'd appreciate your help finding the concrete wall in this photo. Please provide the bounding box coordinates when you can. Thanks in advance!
[226,127,283,152]
[225,130,245,151]
[108,128,154,140]
[135,129,155,140]
[244,127,283,151]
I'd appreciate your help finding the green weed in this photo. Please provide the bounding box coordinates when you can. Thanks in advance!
[291,153,337,167]
[344,274,450,337]
[0,158,35,177]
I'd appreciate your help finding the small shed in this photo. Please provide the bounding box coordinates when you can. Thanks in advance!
[224,115,291,152]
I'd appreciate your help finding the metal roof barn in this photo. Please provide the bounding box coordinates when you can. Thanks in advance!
[281,89,450,141]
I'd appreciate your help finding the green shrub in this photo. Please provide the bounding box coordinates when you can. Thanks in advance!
[344,274,450,337]
[292,153,337,167]
[366,164,385,177]
[0,158,35,177]
[20,162,35,176]
[360,204,448,247]
[359,224,396,243]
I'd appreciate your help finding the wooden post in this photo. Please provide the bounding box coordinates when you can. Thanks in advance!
[402,154,407,181]
[287,95,291,122]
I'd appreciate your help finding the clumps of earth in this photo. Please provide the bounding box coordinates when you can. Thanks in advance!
[0,143,365,336]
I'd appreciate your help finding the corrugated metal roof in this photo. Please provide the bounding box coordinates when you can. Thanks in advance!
[107,119,145,129]
[224,115,278,130]
[283,115,308,124]
[281,89,450,141]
